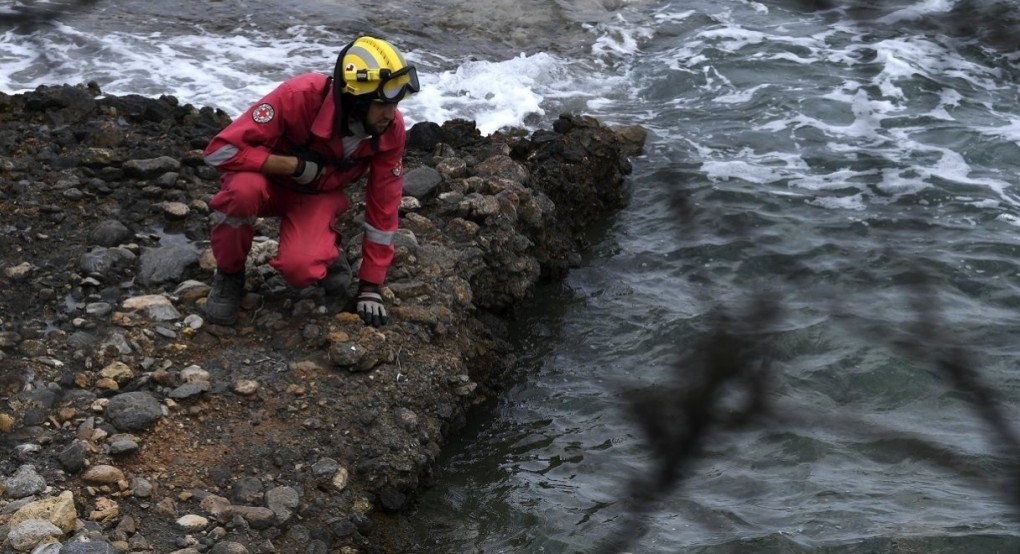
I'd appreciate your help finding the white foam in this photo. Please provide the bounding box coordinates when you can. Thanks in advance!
[807,193,869,212]
[400,53,556,135]
[0,23,619,135]
[877,0,955,24]
[714,83,769,104]
[587,13,654,61]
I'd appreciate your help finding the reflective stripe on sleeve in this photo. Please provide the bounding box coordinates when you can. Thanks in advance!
[204,145,239,167]
[364,222,396,246]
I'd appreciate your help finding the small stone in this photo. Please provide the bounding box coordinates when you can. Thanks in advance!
[331,467,349,492]
[88,497,119,523]
[104,391,163,432]
[0,412,15,433]
[108,434,139,455]
[7,518,63,551]
[131,477,154,498]
[265,486,300,524]
[169,380,210,400]
[82,464,125,484]
[3,262,34,280]
[57,440,88,474]
[311,458,338,477]
[3,464,47,499]
[176,514,209,530]
[161,201,190,219]
[98,361,135,384]
[180,364,209,382]
[209,542,250,554]
[232,379,259,396]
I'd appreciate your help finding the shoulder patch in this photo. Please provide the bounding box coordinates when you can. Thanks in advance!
[252,103,275,124]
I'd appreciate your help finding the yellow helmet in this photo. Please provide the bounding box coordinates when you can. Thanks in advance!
[338,36,419,102]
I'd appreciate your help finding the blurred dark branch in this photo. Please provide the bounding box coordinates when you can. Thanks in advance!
[596,296,781,554]
[602,174,1020,552]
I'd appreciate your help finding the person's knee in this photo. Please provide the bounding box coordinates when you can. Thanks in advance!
[211,173,268,215]
[271,254,324,288]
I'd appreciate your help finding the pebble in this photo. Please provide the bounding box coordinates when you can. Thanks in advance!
[176,514,209,530]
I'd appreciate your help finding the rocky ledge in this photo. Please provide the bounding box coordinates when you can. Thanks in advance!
[0,83,645,553]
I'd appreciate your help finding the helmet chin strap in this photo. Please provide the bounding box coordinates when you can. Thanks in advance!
[350,96,378,135]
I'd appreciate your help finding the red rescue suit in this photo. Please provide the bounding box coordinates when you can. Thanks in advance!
[203,72,404,288]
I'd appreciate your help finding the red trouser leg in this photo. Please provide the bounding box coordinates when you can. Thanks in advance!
[209,172,269,274]
[209,172,351,288]
[271,185,351,287]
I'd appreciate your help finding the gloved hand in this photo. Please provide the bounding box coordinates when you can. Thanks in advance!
[292,150,324,185]
[356,282,388,328]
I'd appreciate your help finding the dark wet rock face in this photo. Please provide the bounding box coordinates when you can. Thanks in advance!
[0,82,645,552]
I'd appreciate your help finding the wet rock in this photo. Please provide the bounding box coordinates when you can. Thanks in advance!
[406,121,444,151]
[168,380,210,400]
[7,518,62,552]
[349,511,374,536]
[24,83,97,124]
[58,539,119,553]
[402,166,442,200]
[216,506,275,530]
[67,331,100,350]
[107,434,139,455]
[209,542,250,554]
[136,245,200,286]
[3,464,47,499]
[310,458,338,477]
[123,155,180,178]
[328,341,366,369]
[230,477,263,505]
[377,489,407,512]
[79,247,136,278]
[29,543,61,554]
[104,391,163,432]
[174,280,212,302]
[265,486,299,524]
[130,477,154,498]
[88,220,131,247]
[57,440,88,473]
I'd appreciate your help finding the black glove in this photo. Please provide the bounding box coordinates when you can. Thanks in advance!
[356,282,388,328]
[292,150,324,185]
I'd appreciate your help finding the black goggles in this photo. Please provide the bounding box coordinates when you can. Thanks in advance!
[373,65,420,102]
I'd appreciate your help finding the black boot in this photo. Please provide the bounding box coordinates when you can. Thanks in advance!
[205,270,245,325]
[320,255,352,296]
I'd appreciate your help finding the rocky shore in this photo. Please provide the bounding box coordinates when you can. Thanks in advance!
[0,83,645,553]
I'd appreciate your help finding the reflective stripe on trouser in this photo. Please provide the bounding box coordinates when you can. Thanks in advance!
[209,171,351,287]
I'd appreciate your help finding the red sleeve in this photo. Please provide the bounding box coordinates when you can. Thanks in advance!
[203,76,318,173]
[358,113,406,285]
